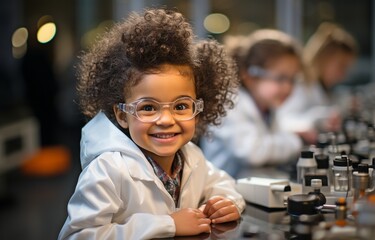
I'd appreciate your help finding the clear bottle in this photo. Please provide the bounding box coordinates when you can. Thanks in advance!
[297,151,317,185]
[332,155,352,192]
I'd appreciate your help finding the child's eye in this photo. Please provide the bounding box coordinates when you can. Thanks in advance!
[141,105,156,111]
[175,103,189,111]
[137,102,158,113]
[142,105,155,111]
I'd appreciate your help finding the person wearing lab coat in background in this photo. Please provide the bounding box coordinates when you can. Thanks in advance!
[200,29,313,178]
[277,22,357,138]
[58,8,245,239]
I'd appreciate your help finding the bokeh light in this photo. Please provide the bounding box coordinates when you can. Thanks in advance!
[204,13,230,34]
[12,27,28,59]
[12,27,28,48]
[37,22,57,44]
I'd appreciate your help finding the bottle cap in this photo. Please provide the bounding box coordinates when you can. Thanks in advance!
[358,164,369,174]
[315,154,329,169]
[333,155,352,167]
[301,151,314,158]
[316,140,328,149]
[352,161,359,171]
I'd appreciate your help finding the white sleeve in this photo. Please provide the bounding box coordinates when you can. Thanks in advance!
[211,111,302,167]
[277,82,337,132]
[185,143,246,214]
[203,160,246,214]
[58,157,175,240]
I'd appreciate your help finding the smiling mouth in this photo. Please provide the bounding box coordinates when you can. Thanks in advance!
[151,133,178,139]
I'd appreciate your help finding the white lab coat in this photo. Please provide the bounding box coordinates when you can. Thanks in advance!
[58,112,245,240]
[200,87,302,177]
[277,80,338,132]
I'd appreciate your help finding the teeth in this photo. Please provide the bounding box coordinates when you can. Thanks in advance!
[154,134,175,139]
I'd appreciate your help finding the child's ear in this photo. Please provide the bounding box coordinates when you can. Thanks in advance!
[113,105,129,129]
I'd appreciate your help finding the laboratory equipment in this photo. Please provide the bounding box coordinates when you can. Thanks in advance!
[296,151,317,185]
[235,177,292,209]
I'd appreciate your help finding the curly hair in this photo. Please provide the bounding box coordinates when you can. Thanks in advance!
[193,40,238,137]
[76,8,238,137]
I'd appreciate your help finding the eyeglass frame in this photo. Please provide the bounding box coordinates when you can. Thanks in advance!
[117,96,204,123]
[247,66,298,84]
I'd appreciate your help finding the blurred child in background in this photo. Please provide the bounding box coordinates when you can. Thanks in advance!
[277,22,357,137]
[201,29,311,178]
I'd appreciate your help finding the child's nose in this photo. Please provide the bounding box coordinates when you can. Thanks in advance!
[156,108,176,125]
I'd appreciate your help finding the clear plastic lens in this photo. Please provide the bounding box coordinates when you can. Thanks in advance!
[119,97,203,122]
[136,101,159,116]
[173,99,194,115]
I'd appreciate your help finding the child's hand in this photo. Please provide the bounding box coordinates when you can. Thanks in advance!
[170,208,211,236]
[199,196,240,224]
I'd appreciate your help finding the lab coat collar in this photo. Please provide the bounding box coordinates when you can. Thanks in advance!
[126,143,200,183]
[80,111,199,182]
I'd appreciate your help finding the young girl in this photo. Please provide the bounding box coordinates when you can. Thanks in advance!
[277,23,357,135]
[201,29,308,178]
[58,8,245,239]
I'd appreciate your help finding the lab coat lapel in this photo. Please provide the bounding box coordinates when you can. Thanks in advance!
[123,150,177,207]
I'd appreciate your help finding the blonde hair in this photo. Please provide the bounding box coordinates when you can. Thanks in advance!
[303,22,357,83]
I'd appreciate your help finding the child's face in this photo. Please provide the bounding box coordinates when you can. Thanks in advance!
[115,64,197,163]
[250,55,300,109]
[319,51,355,88]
